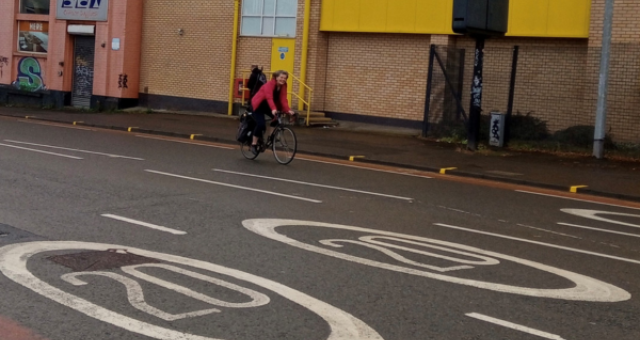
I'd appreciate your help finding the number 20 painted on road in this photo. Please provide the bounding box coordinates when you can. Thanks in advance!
[0,241,384,340]
[242,219,631,303]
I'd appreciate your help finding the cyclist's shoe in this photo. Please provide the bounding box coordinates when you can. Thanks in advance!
[250,145,258,155]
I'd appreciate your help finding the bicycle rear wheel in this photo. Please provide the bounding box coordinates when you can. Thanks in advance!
[241,141,259,160]
[272,127,297,165]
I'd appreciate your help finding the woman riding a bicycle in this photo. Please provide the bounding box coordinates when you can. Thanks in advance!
[250,70,295,155]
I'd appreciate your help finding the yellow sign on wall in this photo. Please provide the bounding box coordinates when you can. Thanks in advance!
[320,0,591,38]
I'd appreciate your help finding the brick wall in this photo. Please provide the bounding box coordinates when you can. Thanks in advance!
[135,0,640,142]
[0,0,15,85]
[139,0,234,104]
[587,0,640,143]
[323,33,433,122]
[454,37,593,133]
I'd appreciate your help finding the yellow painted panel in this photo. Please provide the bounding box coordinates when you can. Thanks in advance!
[319,0,590,38]
[320,0,455,34]
[271,39,296,104]
[358,0,388,33]
[386,0,416,33]
[332,0,360,31]
[319,0,335,31]
[507,0,549,37]
[547,0,591,37]
[415,0,454,34]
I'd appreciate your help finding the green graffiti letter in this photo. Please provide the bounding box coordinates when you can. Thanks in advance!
[18,57,44,92]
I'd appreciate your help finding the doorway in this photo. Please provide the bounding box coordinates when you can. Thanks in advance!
[71,36,96,108]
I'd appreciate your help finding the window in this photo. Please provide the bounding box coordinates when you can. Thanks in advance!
[18,21,49,53]
[20,0,51,15]
[241,0,298,37]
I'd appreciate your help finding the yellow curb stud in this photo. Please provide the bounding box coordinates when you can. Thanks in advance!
[349,156,365,162]
[570,185,588,193]
[190,134,202,140]
[440,167,457,175]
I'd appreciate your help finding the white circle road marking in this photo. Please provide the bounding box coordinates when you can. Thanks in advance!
[562,209,640,229]
[242,219,631,302]
[0,241,384,340]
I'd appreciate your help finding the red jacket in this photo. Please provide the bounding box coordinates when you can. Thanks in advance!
[251,79,291,113]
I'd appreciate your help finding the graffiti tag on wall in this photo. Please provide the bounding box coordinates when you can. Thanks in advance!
[15,57,44,92]
[0,56,8,79]
[118,74,128,89]
[74,55,93,96]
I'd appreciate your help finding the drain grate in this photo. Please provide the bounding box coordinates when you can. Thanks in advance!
[48,249,160,272]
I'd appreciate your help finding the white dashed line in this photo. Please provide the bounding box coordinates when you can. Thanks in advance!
[558,222,640,238]
[213,168,414,201]
[145,169,322,203]
[101,214,187,235]
[5,140,144,160]
[466,313,565,340]
[0,143,83,160]
[434,223,640,266]
[516,190,640,211]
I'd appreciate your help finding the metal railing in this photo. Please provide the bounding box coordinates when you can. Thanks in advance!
[239,70,313,126]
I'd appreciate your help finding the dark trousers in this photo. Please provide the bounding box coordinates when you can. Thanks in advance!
[252,102,274,140]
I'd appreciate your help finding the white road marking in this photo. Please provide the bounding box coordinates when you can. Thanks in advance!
[466,313,565,340]
[243,219,630,302]
[297,158,433,178]
[0,241,384,340]
[0,143,83,159]
[61,263,271,322]
[121,264,270,309]
[213,169,414,201]
[558,222,640,238]
[62,271,221,321]
[135,135,234,149]
[434,223,640,266]
[561,208,640,229]
[5,140,144,160]
[101,214,187,235]
[516,224,582,240]
[516,190,640,211]
[145,169,322,203]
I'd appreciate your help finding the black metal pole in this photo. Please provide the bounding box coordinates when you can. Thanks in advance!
[467,36,485,151]
[457,49,466,121]
[423,44,436,137]
[505,45,519,146]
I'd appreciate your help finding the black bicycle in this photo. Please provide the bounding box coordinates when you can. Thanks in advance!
[239,112,298,165]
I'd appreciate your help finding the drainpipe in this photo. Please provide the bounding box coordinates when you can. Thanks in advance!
[228,0,240,116]
[298,0,311,111]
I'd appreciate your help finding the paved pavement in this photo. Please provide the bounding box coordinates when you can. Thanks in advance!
[1,117,640,340]
[0,106,638,201]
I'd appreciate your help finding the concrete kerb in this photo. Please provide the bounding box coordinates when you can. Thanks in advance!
[2,111,640,204]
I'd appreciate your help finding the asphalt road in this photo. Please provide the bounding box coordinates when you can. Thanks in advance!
[0,117,639,340]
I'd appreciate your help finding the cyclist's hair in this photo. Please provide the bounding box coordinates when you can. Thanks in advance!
[272,70,289,80]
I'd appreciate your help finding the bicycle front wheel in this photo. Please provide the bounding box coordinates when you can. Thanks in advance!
[272,127,297,165]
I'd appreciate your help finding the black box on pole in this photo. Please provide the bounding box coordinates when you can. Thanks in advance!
[452,0,509,37]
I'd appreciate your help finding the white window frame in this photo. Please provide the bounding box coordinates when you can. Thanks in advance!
[240,0,298,38]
